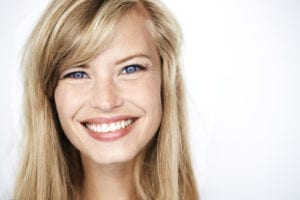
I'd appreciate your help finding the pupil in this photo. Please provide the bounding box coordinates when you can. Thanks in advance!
[127,66,135,73]
[75,72,82,78]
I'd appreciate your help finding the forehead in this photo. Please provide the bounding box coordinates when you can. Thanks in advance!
[88,9,158,65]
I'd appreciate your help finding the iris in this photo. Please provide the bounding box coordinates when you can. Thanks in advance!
[123,65,143,74]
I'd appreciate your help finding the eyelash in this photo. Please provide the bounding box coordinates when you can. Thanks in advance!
[62,64,145,79]
[63,71,87,79]
[121,64,145,74]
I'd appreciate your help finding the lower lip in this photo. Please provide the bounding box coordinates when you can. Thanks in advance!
[84,121,136,142]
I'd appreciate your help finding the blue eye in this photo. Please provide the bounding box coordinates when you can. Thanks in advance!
[122,65,144,74]
[64,71,87,79]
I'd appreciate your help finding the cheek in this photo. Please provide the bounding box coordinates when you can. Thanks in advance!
[54,85,71,118]
[54,84,87,123]
[124,77,162,113]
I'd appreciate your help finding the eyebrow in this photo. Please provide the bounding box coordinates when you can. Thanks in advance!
[115,53,152,65]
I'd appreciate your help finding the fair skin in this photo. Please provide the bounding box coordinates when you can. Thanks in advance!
[54,10,162,200]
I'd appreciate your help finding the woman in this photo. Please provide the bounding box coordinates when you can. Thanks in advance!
[14,0,199,199]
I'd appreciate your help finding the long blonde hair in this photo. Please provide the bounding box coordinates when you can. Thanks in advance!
[14,0,199,199]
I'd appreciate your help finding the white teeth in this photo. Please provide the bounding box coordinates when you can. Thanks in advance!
[109,123,116,131]
[121,120,126,128]
[86,119,133,133]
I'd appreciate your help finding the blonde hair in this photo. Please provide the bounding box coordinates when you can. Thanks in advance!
[14,0,199,199]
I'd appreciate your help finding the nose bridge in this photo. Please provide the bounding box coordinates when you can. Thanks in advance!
[90,76,122,111]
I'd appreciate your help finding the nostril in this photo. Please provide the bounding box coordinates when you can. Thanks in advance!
[89,92,123,111]
[89,80,123,111]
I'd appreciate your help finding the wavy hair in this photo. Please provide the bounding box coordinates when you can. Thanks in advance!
[13,0,199,199]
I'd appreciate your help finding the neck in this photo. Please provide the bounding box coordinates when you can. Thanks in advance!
[81,156,138,200]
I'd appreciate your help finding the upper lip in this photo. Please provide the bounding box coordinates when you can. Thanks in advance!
[82,115,138,124]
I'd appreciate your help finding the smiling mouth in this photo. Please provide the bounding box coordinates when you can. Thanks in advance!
[84,118,134,133]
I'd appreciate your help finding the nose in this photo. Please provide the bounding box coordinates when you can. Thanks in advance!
[89,79,123,112]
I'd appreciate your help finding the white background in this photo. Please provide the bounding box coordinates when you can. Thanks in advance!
[1,0,300,199]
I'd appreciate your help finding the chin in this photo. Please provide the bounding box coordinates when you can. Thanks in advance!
[82,148,139,166]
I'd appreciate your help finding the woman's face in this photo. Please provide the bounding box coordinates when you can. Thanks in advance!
[54,12,162,165]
